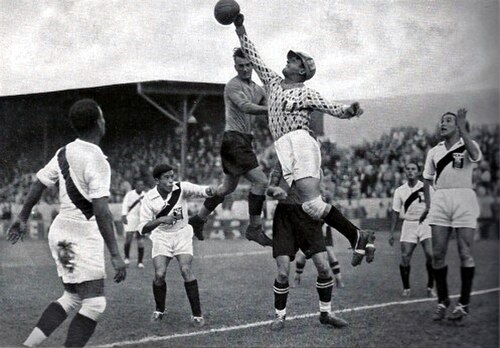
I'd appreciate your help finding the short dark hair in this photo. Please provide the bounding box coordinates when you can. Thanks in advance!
[69,99,101,135]
[441,111,470,132]
[406,162,420,171]
[233,47,246,60]
[152,164,174,179]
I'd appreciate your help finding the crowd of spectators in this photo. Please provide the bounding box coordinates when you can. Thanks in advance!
[1,120,498,206]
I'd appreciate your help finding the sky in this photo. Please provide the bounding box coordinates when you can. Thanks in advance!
[1,0,499,99]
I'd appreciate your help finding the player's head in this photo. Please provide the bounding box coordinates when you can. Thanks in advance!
[153,164,175,193]
[404,162,420,180]
[282,50,316,82]
[440,111,470,138]
[69,99,105,137]
[133,178,145,193]
[233,47,252,81]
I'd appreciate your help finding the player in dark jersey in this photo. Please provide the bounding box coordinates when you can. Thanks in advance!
[189,48,271,246]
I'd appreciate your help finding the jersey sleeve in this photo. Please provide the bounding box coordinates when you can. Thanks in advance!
[121,192,130,215]
[237,31,280,86]
[36,152,60,187]
[85,155,111,200]
[181,182,210,198]
[305,88,349,118]
[137,195,155,234]
[422,148,436,181]
[225,80,264,114]
[468,140,483,163]
[392,188,402,213]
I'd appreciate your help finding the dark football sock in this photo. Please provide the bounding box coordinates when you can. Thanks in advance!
[273,279,289,311]
[399,265,411,290]
[64,313,97,348]
[203,195,225,212]
[295,261,306,275]
[426,261,434,288]
[248,192,266,217]
[184,280,202,317]
[433,266,449,304]
[323,206,359,247]
[316,276,334,303]
[36,302,68,337]
[138,247,144,263]
[124,242,131,259]
[152,280,167,312]
[330,261,340,275]
[459,266,475,306]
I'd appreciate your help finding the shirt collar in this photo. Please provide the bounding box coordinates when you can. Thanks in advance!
[74,138,107,158]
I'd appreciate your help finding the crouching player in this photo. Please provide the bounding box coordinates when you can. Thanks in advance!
[138,164,216,327]
[266,162,348,331]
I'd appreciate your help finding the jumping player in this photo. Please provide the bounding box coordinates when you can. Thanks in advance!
[138,164,217,327]
[231,14,375,266]
[121,179,146,268]
[189,47,271,246]
[266,161,348,331]
[421,108,481,323]
[7,99,127,347]
[389,162,435,298]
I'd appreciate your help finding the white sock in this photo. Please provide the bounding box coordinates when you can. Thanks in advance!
[23,327,47,347]
[319,301,331,313]
[275,308,286,318]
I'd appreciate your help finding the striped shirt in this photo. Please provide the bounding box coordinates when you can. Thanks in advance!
[423,138,482,190]
[238,31,351,141]
[224,76,266,134]
[36,139,110,222]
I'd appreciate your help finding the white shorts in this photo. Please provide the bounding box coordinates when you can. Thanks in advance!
[150,225,194,258]
[274,130,321,187]
[400,220,432,244]
[428,189,479,229]
[48,216,106,284]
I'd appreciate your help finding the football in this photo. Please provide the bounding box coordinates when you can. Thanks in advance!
[214,0,240,25]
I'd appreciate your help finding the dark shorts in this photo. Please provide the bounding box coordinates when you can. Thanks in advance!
[220,131,259,176]
[273,203,326,261]
[62,278,105,299]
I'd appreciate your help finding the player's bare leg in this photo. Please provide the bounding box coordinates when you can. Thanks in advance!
[243,167,271,246]
[296,176,375,266]
[189,174,239,240]
[448,228,476,324]
[421,238,435,297]
[176,254,204,327]
[151,256,171,322]
[311,252,348,327]
[400,242,417,297]
[136,233,145,268]
[431,225,453,321]
[271,255,291,331]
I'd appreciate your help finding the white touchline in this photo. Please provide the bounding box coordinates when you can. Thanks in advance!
[93,287,500,348]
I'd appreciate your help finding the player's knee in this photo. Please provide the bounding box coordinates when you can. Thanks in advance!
[56,291,81,313]
[180,265,194,280]
[432,255,446,269]
[459,252,474,267]
[401,253,412,266]
[315,262,331,279]
[276,271,289,284]
[154,272,166,284]
[302,197,327,220]
[79,296,106,321]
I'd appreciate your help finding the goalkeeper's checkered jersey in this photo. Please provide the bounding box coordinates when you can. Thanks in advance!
[238,31,351,141]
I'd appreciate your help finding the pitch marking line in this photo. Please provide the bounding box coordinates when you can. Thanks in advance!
[94,287,500,347]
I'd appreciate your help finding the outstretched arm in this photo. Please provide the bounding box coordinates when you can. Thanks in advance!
[226,83,268,115]
[456,108,481,162]
[306,88,363,119]
[7,180,46,244]
[234,14,280,86]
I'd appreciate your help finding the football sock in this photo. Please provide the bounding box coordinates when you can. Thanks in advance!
[152,280,167,313]
[23,328,47,347]
[138,247,144,263]
[124,242,131,259]
[248,192,266,218]
[295,261,306,275]
[323,206,358,247]
[203,195,225,212]
[64,313,97,347]
[184,280,202,317]
[426,261,434,288]
[330,261,340,275]
[433,266,449,304]
[399,265,411,290]
[459,266,475,306]
[316,276,334,312]
[24,302,68,346]
[273,279,289,312]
